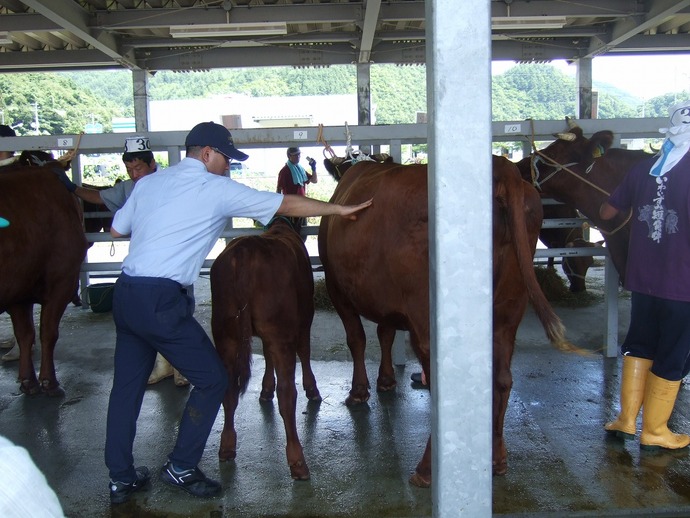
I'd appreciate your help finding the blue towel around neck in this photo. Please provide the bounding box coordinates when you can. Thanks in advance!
[650,138,675,177]
[287,161,308,186]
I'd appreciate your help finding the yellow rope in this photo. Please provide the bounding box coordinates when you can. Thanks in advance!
[316,124,336,159]
[57,132,84,165]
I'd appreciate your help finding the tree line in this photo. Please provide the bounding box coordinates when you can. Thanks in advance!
[0,63,685,136]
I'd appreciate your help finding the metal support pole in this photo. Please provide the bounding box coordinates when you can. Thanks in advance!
[427,0,492,515]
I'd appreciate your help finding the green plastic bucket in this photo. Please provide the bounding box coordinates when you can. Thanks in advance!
[88,282,115,313]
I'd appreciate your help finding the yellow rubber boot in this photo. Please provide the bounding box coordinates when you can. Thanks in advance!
[604,356,652,439]
[640,373,690,451]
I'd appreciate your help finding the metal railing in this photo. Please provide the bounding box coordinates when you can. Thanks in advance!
[5,118,645,357]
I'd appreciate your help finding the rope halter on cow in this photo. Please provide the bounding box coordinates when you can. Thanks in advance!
[527,120,631,236]
[316,123,336,159]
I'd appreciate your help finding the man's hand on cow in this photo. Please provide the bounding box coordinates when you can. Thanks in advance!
[339,198,373,220]
[52,167,77,193]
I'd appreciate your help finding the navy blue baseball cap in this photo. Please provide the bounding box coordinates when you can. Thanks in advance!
[185,121,248,161]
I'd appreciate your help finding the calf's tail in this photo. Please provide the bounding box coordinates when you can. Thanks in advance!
[230,255,254,395]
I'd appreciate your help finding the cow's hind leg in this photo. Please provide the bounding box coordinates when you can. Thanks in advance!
[260,348,276,402]
[271,341,309,480]
[219,386,240,462]
[492,302,521,476]
[37,300,69,396]
[409,436,432,488]
[492,340,513,476]
[296,329,321,402]
[376,324,397,392]
[324,275,370,404]
[8,305,40,395]
[333,305,370,405]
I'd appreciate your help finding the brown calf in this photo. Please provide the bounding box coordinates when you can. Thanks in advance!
[210,217,321,480]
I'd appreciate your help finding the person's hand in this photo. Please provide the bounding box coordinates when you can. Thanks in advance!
[307,157,316,172]
[52,167,77,193]
[339,198,373,220]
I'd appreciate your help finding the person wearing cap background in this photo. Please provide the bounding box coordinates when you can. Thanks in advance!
[601,100,690,452]
[58,135,159,212]
[104,121,371,504]
[276,146,317,237]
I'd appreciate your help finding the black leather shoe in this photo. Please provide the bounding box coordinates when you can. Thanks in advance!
[160,461,221,498]
[109,466,150,504]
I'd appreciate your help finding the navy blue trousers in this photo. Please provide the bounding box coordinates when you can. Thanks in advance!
[104,274,228,482]
[622,291,690,380]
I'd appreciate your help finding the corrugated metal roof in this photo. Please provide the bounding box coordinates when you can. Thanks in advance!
[0,1,688,73]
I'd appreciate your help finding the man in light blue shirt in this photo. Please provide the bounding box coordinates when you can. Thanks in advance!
[105,121,371,504]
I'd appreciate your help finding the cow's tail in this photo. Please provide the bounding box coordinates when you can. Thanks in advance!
[236,303,253,395]
[232,257,254,395]
[503,166,587,356]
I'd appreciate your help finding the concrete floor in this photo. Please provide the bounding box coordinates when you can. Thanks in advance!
[2,266,690,517]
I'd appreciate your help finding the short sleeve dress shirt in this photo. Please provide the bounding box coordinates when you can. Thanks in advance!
[112,157,283,286]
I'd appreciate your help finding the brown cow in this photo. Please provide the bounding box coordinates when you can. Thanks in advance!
[210,217,321,480]
[318,156,578,486]
[0,167,87,395]
[528,125,652,283]
[82,183,114,234]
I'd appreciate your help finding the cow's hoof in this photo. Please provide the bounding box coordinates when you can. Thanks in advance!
[259,390,275,402]
[218,448,237,461]
[409,471,431,488]
[376,378,397,392]
[346,384,370,406]
[40,380,65,397]
[289,460,310,481]
[305,387,322,402]
[19,380,41,396]
[492,462,508,476]
[345,393,370,406]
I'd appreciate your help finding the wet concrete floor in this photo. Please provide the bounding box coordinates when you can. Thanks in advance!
[2,265,690,517]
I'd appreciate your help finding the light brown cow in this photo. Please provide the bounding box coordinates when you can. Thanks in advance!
[210,217,321,480]
[319,156,578,486]
[0,166,87,395]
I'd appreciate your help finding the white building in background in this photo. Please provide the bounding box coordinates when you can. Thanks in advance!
[148,93,365,175]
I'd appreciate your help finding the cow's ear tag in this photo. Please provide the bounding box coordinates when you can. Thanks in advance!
[592,144,605,158]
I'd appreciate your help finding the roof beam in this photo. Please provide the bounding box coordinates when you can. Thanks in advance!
[585,0,690,58]
[18,0,139,69]
[606,32,690,53]
[138,44,356,70]
[93,5,360,29]
[358,0,382,63]
[491,0,641,18]
[0,48,117,71]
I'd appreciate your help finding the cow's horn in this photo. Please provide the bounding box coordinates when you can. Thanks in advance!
[555,132,577,141]
[566,117,580,130]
